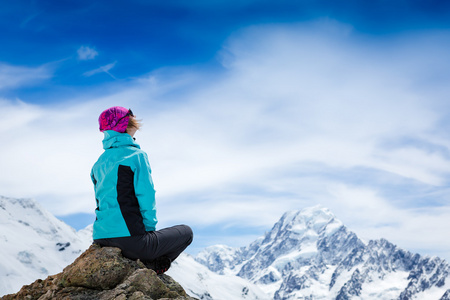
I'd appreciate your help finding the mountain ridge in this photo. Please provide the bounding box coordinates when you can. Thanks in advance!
[195,205,450,299]
[1,195,449,299]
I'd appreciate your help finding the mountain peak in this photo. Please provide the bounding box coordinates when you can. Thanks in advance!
[197,205,450,299]
[0,196,41,214]
[266,204,343,246]
[232,206,353,285]
[280,205,338,229]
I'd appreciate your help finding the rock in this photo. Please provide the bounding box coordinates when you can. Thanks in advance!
[59,245,141,290]
[2,244,197,300]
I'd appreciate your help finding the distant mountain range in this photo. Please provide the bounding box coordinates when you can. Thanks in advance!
[1,196,449,299]
[195,206,450,299]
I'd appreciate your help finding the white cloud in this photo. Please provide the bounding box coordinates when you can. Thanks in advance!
[142,23,450,259]
[323,183,450,260]
[0,63,52,90]
[77,46,98,60]
[2,22,450,260]
[83,62,116,78]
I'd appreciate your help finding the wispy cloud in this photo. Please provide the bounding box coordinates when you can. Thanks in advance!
[20,12,43,28]
[83,62,116,79]
[77,46,98,60]
[0,63,52,90]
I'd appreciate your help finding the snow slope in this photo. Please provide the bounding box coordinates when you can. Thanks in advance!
[0,196,92,295]
[167,253,270,300]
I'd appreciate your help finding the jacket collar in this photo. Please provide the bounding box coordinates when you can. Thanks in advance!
[102,130,141,150]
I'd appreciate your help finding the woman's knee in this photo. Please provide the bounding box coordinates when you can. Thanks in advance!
[180,224,193,244]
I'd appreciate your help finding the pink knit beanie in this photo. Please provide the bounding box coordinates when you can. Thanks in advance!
[98,106,133,133]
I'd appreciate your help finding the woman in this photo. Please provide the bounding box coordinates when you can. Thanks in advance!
[91,106,193,274]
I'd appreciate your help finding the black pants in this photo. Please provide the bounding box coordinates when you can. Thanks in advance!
[94,224,193,262]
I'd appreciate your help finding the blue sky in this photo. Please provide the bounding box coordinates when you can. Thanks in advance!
[2,0,450,259]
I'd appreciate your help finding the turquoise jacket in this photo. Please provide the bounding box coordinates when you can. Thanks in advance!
[91,130,157,240]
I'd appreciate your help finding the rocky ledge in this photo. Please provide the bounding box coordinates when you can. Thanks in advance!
[2,244,197,300]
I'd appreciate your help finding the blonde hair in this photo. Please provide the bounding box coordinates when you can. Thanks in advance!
[127,117,142,131]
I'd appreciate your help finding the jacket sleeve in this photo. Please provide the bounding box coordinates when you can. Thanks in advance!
[133,151,158,231]
[90,168,96,186]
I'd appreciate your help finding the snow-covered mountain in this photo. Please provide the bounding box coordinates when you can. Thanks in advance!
[0,195,92,295]
[195,206,450,300]
[2,195,450,299]
[0,196,268,299]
